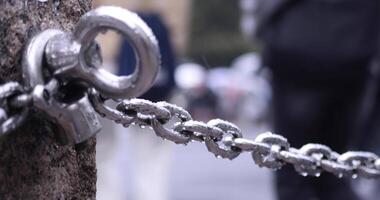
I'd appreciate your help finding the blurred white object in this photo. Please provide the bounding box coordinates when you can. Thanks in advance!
[240,0,259,40]
[175,62,206,90]
[126,126,172,200]
[232,52,271,122]
[207,67,231,93]
[240,14,257,40]
[240,0,257,12]
[231,52,261,73]
[207,52,271,129]
[97,118,126,200]
[97,118,172,200]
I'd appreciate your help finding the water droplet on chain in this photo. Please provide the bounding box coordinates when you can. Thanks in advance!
[352,160,361,167]
[216,155,222,159]
[140,125,146,129]
[52,0,60,12]
[352,174,358,179]
[338,173,344,178]
[300,172,308,177]
[315,172,321,177]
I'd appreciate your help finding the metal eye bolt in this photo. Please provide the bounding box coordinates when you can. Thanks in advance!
[45,6,161,99]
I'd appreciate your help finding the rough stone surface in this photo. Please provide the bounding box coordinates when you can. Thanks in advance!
[0,0,96,199]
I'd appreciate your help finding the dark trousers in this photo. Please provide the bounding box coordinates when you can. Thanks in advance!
[270,71,368,200]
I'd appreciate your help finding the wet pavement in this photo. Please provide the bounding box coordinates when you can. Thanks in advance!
[97,119,275,200]
[168,141,275,200]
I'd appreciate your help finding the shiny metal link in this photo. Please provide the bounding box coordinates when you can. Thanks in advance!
[320,159,354,178]
[250,132,290,169]
[88,89,135,127]
[9,94,33,108]
[299,144,333,160]
[357,165,380,179]
[208,119,242,138]
[0,82,23,99]
[205,119,242,160]
[0,82,30,136]
[156,101,192,121]
[229,138,271,152]
[338,151,378,166]
[0,109,28,137]
[94,97,380,179]
[151,102,192,144]
[375,159,380,169]
[151,119,191,144]
[279,148,320,176]
[0,108,7,124]
[337,151,379,178]
[117,99,171,122]
[174,121,225,141]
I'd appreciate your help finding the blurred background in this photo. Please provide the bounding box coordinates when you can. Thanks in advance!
[94,0,380,200]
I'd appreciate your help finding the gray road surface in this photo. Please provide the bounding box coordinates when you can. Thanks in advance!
[168,141,275,200]
[97,119,275,200]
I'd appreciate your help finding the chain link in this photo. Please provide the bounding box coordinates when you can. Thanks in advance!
[0,82,30,136]
[90,94,380,179]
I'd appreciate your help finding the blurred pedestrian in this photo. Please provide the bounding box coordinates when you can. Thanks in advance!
[174,62,219,121]
[251,0,380,199]
[118,12,176,200]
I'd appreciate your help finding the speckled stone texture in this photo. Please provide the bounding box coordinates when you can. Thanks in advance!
[0,1,96,199]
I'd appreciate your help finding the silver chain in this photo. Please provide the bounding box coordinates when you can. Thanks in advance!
[3,5,380,180]
[2,79,380,180]
[88,90,380,179]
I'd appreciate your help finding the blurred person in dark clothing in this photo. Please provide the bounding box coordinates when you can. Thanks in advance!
[118,12,176,200]
[251,0,380,199]
[119,13,176,102]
